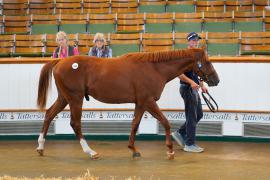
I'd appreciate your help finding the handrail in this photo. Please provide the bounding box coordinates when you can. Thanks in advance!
[0,56,270,64]
[0,108,269,114]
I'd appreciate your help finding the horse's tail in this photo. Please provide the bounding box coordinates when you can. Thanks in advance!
[37,60,59,109]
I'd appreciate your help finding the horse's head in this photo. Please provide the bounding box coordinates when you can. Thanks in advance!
[191,49,220,86]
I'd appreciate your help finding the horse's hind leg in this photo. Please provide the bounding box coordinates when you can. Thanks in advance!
[128,105,144,158]
[37,96,67,156]
[69,97,99,160]
[145,100,174,160]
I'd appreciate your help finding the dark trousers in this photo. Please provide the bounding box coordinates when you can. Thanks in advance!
[179,84,203,146]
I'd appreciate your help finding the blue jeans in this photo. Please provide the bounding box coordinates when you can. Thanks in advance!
[179,84,203,146]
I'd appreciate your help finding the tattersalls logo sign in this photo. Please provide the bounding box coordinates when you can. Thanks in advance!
[50,111,135,120]
[61,111,97,120]
[0,112,45,121]
[163,112,232,121]
[0,111,135,121]
[241,113,270,121]
[0,111,269,123]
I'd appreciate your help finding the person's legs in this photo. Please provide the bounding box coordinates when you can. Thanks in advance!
[183,87,198,146]
[178,86,204,153]
[171,85,189,147]
[172,85,195,148]
[172,85,204,152]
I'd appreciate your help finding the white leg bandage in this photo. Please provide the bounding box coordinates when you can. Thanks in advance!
[80,139,97,156]
[37,133,45,150]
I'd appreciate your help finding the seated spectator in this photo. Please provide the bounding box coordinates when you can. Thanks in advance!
[88,33,112,58]
[53,31,79,58]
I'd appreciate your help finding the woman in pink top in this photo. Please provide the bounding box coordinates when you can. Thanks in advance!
[53,31,79,58]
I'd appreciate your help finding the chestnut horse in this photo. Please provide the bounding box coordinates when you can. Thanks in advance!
[36,48,219,160]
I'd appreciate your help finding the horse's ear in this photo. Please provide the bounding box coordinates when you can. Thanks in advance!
[200,43,209,56]
[201,43,207,51]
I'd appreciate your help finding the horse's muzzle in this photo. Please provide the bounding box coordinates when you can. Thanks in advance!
[207,76,220,87]
[200,70,220,87]
[208,80,219,86]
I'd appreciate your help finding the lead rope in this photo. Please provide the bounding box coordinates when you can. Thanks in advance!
[201,92,218,112]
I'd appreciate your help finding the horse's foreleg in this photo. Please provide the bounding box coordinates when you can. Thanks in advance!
[128,105,144,158]
[69,100,99,160]
[146,100,174,160]
[37,133,45,156]
[79,139,99,159]
[37,97,67,156]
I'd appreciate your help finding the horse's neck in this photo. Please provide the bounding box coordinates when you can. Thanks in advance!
[155,57,194,82]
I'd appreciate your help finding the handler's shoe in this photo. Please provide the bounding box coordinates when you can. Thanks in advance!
[194,144,204,152]
[183,145,204,153]
[171,131,185,148]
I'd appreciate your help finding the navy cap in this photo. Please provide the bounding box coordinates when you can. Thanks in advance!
[187,32,202,41]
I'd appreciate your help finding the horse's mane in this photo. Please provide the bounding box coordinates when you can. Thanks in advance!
[120,49,200,63]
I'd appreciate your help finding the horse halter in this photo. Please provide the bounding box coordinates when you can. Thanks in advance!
[194,60,209,83]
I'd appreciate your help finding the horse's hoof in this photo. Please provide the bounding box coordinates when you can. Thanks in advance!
[167,151,175,160]
[91,153,100,160]
[36,149,44,156]
[133,152,141,158]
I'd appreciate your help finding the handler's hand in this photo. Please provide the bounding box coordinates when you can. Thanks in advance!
[201,85,208,93]
[190,81,200,90]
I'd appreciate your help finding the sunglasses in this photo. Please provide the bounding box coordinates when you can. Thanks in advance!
[95,39,104,42]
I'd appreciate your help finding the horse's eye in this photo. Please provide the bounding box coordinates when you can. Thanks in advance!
[197,61,202,69]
